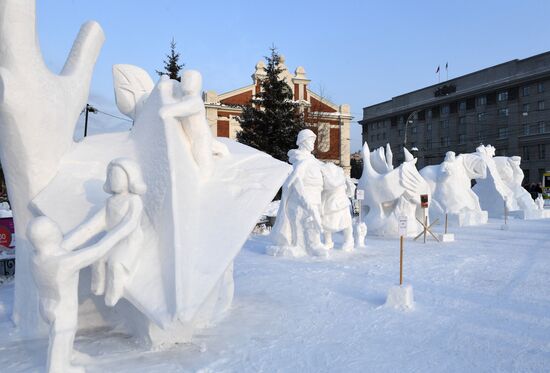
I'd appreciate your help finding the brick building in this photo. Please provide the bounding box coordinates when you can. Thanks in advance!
[203,56,352,174]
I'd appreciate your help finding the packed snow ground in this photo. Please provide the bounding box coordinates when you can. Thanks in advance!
[1,218,550,372]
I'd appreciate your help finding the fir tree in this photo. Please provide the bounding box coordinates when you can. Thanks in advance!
[156,39,185,81]
[237,47,306,162]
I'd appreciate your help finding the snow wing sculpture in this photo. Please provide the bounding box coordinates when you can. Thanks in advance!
[269,129,329,257]
[358,142,431,237]
[473,145,549,219]
[0,0,292,351]
[420,151,488,226]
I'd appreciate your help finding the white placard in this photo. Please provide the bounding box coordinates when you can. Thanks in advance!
[398,216,408,236]
[356,189,365,200]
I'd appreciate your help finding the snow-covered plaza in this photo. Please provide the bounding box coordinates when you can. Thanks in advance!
[1,217,549,372]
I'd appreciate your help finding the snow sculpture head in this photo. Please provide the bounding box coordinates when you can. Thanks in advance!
[104,158,147,195]
[296,129,316,152]
[27,216,63,255]
[181,70,202,96]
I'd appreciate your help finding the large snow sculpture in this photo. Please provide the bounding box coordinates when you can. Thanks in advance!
[269,129,329,257]
[420,151,488,226]
[473,146,550,219]
[0,1,291,348]
[321,163,356,251]
[358,143,430,237]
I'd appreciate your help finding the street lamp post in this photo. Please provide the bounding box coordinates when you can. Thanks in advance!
[403,110,419,149]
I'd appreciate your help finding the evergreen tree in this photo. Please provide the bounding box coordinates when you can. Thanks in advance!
[237,47,306,162]
[156,39,184,81]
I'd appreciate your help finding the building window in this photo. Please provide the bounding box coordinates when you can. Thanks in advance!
[538,82,545,93]
[538,100,545,111]
[539,144,546,159]
[398,129,404,137]
[498,108,509,117]
[441,104,450,116]
[459,134,466,144]
[440,136,450,147]
[498,128,508,139]
[478,112,486,121]
[477,95,487,107]
[371,135,375,142]
[376,133,380,140]
[523,103,530,113]
[411,126,417,134]
[440,119,449,129]
[523,146,530,160]
[459,116,466,125]
[426,123,432,131]
[383,132,386,140]
[427,139,432,149]
[427,109,432,119]
[497,91,508,101]
[522,86,530,97]
[539,121,546,134]
[524,124,530,136]
[459,101,466,111]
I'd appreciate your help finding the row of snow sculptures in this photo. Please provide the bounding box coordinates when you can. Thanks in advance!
[0,0,291,366]
[420,150,489,227]
[473,145,550,219]
[269,129,361,257]
[358,142,431,237]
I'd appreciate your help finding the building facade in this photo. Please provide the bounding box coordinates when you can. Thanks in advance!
[204,56,352,174]
[359,52,550,183]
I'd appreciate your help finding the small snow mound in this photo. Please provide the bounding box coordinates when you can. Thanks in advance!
[265,245,306,258]
[384,284,414,310]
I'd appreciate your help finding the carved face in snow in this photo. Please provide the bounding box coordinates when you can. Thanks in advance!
[439,151,457,181]
[107,166,128,194]
[322,163,346,190]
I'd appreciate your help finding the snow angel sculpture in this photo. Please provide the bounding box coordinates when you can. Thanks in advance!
[27,215,135,373]
[321,163,355,251]
[63,158,146,307]
[269,129,328,257]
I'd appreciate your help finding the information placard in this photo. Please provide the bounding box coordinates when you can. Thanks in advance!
[398,216,408,236]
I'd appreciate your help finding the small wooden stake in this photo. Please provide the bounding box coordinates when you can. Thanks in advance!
[504,200,507,225]
[399,235,404,285]
[423,209,427,244]
[445,214,448,234]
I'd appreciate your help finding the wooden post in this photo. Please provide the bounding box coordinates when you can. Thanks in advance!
[504,200,507,225]
[445,213,448,234]
[423,208,427,244]
[399,235,404,285]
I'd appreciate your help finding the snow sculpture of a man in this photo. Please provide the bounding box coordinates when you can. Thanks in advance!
[27,214,136,373]
[493,156,538,212]
[63,158,145,307]
[321,163,355,251]
[159,70,228,179]
[269,129,328,257]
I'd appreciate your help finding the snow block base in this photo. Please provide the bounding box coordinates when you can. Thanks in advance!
[385,284,414,310]
[438,233,455,242]
[510,209,550,220]
[447,210,488,227]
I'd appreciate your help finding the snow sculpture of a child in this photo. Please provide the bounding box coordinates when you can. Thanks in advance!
[158,70,228,180]
[63,157,146,307]
[321,163,355,251]
[270,129,328,257]
[27,214,137,373]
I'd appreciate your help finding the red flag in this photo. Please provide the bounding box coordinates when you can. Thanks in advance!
[436,65,440,73]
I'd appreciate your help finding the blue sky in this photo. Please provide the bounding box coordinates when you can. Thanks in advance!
[36,0,550,151]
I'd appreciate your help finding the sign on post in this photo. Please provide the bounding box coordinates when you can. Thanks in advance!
[420,194,429,208]
[398,216,408,236]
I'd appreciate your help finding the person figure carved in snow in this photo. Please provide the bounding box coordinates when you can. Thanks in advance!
[158,70,229,180]
[321,163,355,251]
[27,215,135,373]
[270,129,328,257]
[63,158,146,307]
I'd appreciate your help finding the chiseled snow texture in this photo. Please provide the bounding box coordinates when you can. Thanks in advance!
[1,218,550,372]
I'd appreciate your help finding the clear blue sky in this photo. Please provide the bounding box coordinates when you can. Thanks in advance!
[36,0,550,151]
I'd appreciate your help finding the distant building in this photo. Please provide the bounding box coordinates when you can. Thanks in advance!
[359,52,550,183]
[204,56,352,174]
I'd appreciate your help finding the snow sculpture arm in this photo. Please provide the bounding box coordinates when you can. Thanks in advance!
[158,96,204,120]
[65,197,143,270]
[62,207,107,251]
[292,177,323,232]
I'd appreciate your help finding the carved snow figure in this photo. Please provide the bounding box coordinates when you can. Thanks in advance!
[536,194,545,210]
[357,142,430,237]
[419,151,488,226]
[28,215,133,373]
[158,70,229,179]
[60,158,146,307]
[0,0,291,348]
[473,146,550,219]
[321,163,355,251]
[354,221,367,248]
[269,129,328,257]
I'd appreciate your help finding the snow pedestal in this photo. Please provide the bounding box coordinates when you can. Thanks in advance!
[500,224,510,231]
[385,284,414,310]
[446,210,488,227]
[438,233,455,242]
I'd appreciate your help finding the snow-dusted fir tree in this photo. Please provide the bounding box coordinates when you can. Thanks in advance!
[237,47,305,162]
[156,39,185,81]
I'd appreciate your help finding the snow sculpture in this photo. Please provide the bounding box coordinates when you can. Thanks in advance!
[28,213,136,373]
[269,129,329,257]
[321,163,355,251]
[536,194,545,210]
[0,0,291,348]
[473,146,550,219]
[354,222,367,248]
[420,151,488,226]
[358,143,430,237]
